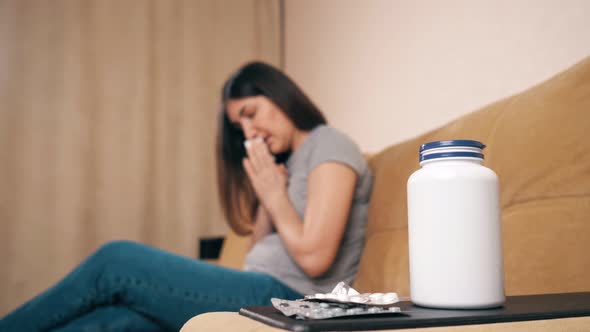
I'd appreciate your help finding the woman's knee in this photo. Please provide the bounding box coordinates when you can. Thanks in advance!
[89,240,148,265]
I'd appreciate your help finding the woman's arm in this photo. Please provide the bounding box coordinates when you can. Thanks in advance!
[243,140,357,278]
[250,205,273,249]
[264,163,357,278]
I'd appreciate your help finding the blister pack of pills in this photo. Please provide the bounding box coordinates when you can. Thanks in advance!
[304,282,399,305]
[270,282,404,320]
[271,298,402,320]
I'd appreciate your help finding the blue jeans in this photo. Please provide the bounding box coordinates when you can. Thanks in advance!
[0,240,302,332]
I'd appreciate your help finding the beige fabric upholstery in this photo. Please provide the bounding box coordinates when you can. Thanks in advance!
[181,313,590,332]
[188,57,590,330]
[355,56,590,296]
[218,230,251,269]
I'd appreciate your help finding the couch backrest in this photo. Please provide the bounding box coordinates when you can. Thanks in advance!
[354,56,590,296]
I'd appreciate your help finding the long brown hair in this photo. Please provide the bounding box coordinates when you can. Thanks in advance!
[217,61,327,235]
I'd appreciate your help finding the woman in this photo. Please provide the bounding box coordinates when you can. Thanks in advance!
[0,62,373,332]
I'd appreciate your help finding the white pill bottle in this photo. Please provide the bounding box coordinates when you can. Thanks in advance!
[407,140,505,309]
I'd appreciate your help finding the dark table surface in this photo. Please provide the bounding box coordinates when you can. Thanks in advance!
[239,292,590,332]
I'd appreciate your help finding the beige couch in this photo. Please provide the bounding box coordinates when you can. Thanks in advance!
[182,57,590,331]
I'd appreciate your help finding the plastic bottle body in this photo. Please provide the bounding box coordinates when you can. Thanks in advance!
[407,156,505,309]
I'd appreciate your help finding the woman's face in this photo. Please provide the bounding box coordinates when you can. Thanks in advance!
[225,96,298,154]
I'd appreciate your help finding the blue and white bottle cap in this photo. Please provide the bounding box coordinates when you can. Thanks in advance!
[419,140,486,162]
[420,140,485,153]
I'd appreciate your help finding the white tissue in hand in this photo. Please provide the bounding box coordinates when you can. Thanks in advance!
[243,137,264,149]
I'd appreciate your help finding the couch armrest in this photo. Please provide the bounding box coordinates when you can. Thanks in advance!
[181,312,590,332]
[217,231,251,269]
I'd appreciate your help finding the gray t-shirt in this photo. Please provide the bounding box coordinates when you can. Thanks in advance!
[243,125,373,295]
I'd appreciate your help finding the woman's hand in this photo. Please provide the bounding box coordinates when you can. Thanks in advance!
[242,138,289,212]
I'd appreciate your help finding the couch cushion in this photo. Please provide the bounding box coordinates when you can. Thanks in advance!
[355,56,590,295]
[354,229,411,295]
[502,197,590,295]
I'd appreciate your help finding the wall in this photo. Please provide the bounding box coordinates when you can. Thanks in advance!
[284,0,590,153]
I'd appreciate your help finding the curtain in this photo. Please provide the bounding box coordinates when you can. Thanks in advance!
[0,0,281,315]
